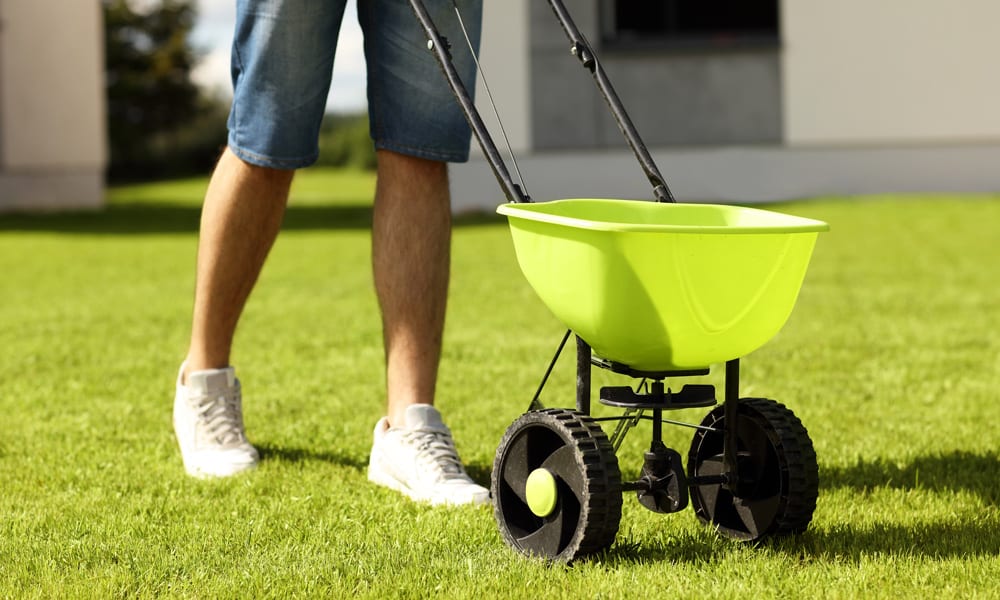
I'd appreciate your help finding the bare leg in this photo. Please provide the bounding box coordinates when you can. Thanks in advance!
[372,150,451,427]
[185,148,294,377]
[366,150,488,504]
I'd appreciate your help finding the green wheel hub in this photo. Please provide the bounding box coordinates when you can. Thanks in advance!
[525,468,557,517]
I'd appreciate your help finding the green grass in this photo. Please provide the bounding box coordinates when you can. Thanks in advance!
[1,169,998,598]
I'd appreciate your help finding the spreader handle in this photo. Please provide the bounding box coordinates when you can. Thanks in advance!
[547,0,676,203]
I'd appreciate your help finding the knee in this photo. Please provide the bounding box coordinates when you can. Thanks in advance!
[376,149,447,180]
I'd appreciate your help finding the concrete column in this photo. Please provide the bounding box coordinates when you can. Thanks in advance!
[0,0,107,212]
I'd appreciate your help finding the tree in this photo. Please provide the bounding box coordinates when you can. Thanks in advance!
[104,0,225,180]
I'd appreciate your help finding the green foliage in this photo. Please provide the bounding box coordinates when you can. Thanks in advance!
[317,113,377,170]
[104,0,227,181]
[1,184,997,597]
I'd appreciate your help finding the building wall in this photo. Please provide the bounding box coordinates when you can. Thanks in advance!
[453,0,1000,208]
[528,0,781,150]
[0,0,106,212]
[782,0,1000,145]
[475,0,532,154]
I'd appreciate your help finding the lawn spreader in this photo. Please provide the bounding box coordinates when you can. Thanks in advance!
[409,0,829,562]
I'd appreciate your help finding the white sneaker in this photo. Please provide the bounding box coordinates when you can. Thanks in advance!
[173,363,259,478]
[368,404,489,506]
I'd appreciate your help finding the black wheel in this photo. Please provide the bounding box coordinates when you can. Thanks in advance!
[687,398,818,542]
[491,408,622,561]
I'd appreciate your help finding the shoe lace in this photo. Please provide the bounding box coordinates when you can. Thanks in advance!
[403,429,466,482]
[192,382,247,446]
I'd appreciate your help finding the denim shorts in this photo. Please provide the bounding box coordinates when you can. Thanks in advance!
[227,0,482,169]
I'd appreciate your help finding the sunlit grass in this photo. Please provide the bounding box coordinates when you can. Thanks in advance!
[1,176,997,597]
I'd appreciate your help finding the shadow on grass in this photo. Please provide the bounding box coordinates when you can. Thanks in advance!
[600,519,998,566]
[256,442,369,471]
[820,449,1000,504]
[791,518,1000,560]
[465,462,493,490]
[254,442,495,494]
[0,203,502,234]
[592,450,1000,565]
[254,446,496,492]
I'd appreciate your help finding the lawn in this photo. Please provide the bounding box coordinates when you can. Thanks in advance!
[0,169,997,598]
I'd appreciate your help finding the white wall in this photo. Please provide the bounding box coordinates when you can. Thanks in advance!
[471,0,531,154]
[0,0,106,211]
[782,0,1000,145]
[453,0,1000,209]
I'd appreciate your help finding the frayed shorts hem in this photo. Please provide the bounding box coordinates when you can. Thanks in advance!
[227,139,318,171]
[228,139,469,170]
[374,140,471,164]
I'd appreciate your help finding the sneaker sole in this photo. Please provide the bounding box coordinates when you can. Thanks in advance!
[367,467,489,506]
[184,459,258,479]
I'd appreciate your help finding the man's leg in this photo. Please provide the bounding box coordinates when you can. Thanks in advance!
[367,149,488,505]
[174,148,293,478]
[186,148,294,375]
[372,150,451,427]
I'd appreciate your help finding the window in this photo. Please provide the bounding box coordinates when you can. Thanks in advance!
[601,0,780,49]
